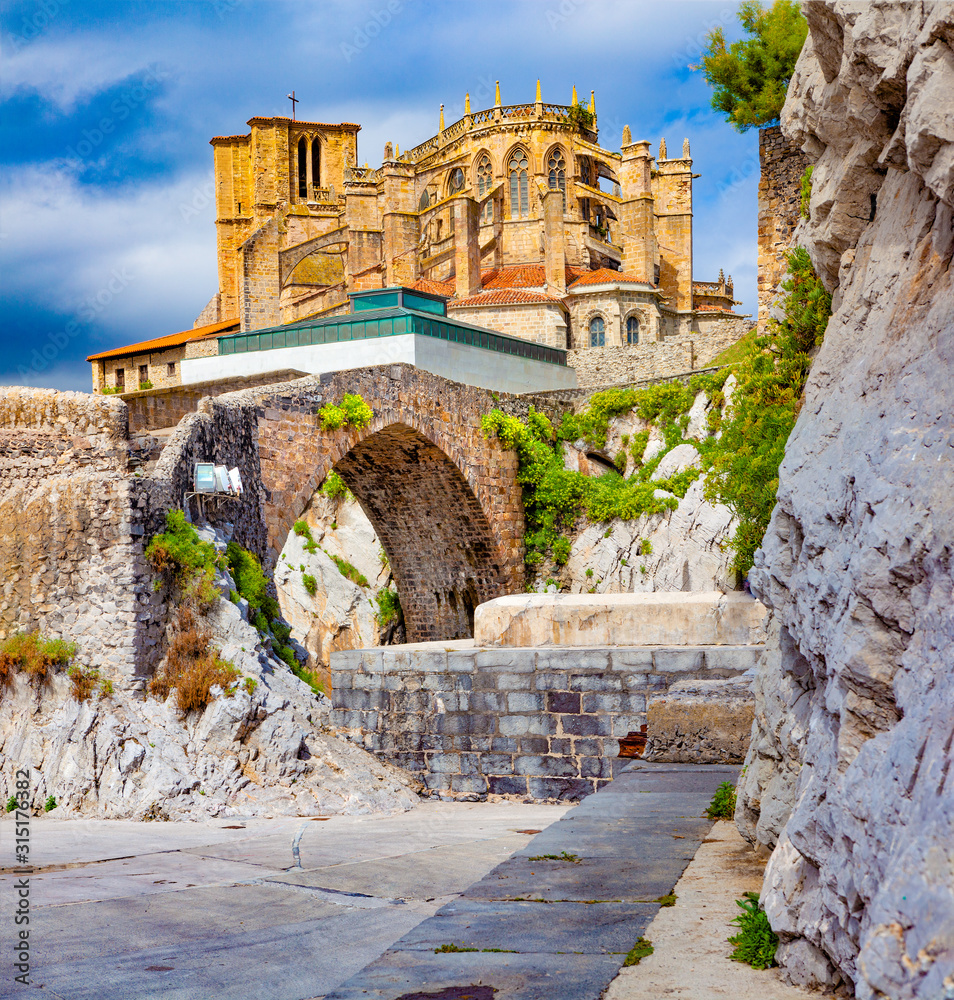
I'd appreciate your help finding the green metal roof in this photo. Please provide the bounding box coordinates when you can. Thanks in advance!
[218,301,567,367]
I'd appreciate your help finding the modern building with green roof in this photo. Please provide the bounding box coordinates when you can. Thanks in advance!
[180,287,577,393]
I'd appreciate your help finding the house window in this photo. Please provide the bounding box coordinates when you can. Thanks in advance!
[167,361,176,377]
[139,364,148,386]
[476,154,493,222]
[297,136,308,199]
[311,138,320,190]
[448,167,464,194]
[589,317,605,347]
[626,316,640,344]
[509,149,529,218]
[115,367,124,389]
[547,148,566,208]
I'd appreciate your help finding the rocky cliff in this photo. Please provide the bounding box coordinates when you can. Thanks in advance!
[0,538,419,820]
[737,4,954,996]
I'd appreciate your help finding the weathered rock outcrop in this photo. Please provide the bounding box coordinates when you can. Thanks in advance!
[274,489,403,678]
[739,4,954,996]
[559,390,740,595]
[0,569,419,820]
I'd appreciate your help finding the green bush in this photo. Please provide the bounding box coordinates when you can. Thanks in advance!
[320,471,354,503]
[800,164,813,220]
[375,588,402,628]
[225,542,270,617]
[330,553,369,589]
[44,795,57,812]
[302,573,317,596]
[567,102,595,132]
[702,248,831,573]
[483,404,686,567]
[292,519,319,553]
[275,644,298,669]
[0,631,77,691]
[552,536,572,565]
[146,509,220,610]
[318,392,373,431]
[138,380,153,391]
[729,892,779,968]
[706,780,738,819]
[6,795,19,812]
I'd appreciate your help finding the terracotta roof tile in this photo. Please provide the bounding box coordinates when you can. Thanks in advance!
[567,267,649,287]
[410,278,455,296]
[480,266,548,289]
[449,289,566,308]
[86,318,240,362]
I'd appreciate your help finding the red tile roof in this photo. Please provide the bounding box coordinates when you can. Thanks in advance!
[86,318,240,362]
[414,265,654,304]
[567,267,649,287]
[449,289,566,308]
[410,278,455,297]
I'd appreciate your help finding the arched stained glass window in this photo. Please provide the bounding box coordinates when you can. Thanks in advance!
[476,154,493,222]
[626,316,640,344]
[297,136,308,199]
[509,149,529,218]
[548,148,566,207]
[419,188,430,211]
[580,156,591,186]
[449,167,464,194]
[589,316,605,347]
[311,139,320,191]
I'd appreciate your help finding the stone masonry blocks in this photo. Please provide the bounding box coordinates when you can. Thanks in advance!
[330,638,762,803]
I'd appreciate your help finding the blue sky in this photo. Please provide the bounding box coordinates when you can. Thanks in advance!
[0,0,758,391]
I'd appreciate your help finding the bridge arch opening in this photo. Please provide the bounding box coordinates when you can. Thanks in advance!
[297,422,508,643]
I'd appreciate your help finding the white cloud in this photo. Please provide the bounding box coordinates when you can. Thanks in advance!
[0,163,218,344]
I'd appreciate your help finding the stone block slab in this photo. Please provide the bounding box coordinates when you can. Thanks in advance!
[475,592,767,647]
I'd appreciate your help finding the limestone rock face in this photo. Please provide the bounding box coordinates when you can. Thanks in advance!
[274,492,398,670]
[0,591,419,820]
[564,479,737,595]
[740,5,954,996]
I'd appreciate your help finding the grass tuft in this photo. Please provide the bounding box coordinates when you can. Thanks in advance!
[728,892,779,969]
[623,937,654,966]
[705,780,737,819]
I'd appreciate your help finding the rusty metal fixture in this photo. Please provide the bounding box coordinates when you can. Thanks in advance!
[618,725,648,758]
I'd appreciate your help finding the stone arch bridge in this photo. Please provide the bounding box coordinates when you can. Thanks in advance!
[153,365,559,642]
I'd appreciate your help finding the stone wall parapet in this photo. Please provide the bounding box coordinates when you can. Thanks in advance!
[331,640,761,800]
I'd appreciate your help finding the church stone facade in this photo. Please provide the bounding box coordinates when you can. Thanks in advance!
[203,84,745,351]
[89,85,750,393]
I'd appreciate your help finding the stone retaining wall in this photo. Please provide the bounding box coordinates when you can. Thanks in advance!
[567,315,752,388]
[0,388,163,684]
[121,369,308,433]
[331,640,761,801]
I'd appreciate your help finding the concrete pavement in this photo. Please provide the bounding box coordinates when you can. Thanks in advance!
[3,801,568,1000]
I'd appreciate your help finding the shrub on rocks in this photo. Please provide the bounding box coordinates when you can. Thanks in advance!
[149,606,238,715]
[146,509,221,611]
[0,631,77,693]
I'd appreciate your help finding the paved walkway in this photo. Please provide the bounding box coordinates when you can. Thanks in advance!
[6,801,568,1000]
[604,820,836,1000]
[323,762,737,1000]
[7,763,736,999]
